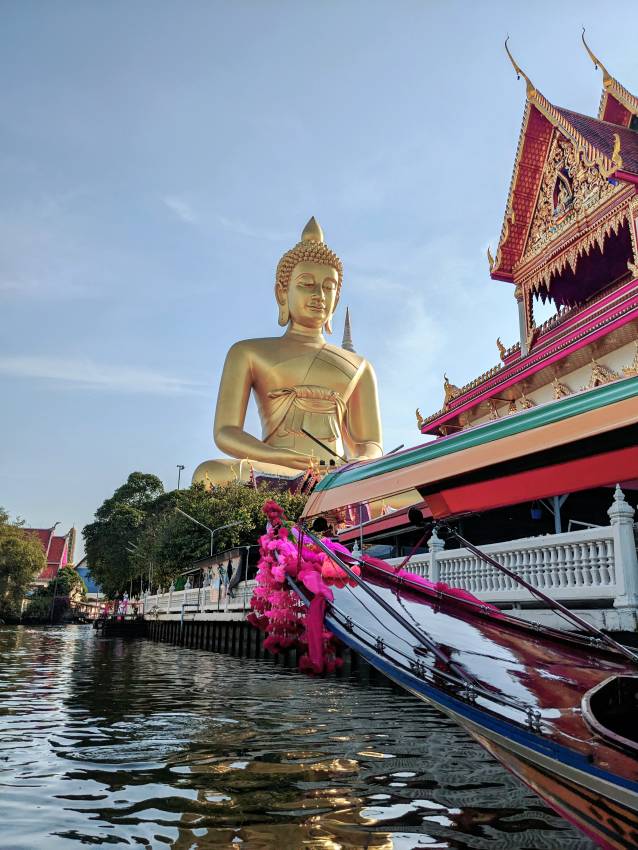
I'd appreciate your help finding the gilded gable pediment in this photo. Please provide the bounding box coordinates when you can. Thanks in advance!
[522,131,617,263]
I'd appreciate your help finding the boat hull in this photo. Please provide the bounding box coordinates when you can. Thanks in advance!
[325,612,638,850]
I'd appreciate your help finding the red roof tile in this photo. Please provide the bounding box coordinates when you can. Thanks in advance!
[22,527,69,582]
[47,536,67,567]
[554,107,638,174]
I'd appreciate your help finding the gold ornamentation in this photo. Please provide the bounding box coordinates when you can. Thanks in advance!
[623,343,638,377]
[519,391,535,409]
[610,133,623,171]
[508,399,518,415]
[526,326,536,352]
[552,376,571,399]
[581,29,613,89]
[628,260,638,277]
[521,204,628,294]
[487,246,495,271]
[443,374,461,406]
[496,337,506,361]
[504,37,537,99]
[416,408,424,430]
[514,284,523,301]
[523,132,618,265]
[584,358,621,390]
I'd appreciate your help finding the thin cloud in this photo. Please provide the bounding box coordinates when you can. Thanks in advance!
[162,196,286,241]
[0,355,208,396]
[163,195,198,224]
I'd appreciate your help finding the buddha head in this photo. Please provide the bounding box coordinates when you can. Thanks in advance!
[275,217,343,334]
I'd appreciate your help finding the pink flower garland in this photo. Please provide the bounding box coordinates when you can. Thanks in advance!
[247,500,361,674]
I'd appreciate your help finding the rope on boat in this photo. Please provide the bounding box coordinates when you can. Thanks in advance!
[300,525,478,689]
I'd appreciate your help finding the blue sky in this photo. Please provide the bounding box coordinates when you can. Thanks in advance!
[1,1,636,552]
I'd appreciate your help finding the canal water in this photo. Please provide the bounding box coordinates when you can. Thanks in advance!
[0,625,594,849]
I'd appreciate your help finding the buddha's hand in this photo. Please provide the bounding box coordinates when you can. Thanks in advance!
[276,449,316,471]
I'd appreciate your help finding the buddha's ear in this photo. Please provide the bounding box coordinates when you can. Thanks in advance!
[275,281,286,307]
[324,290,340,334]
[275,283,289,326]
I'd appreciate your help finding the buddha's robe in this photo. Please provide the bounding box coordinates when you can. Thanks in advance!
[258,344,367,459]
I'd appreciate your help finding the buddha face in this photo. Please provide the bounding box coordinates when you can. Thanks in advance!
[284,261,339,331]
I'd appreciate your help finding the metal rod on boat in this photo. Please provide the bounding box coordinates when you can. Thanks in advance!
[301,429,346,462]
[301,525,477,686]
[439,525,638,665]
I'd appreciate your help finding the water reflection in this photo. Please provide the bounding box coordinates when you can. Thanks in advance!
[0,626,594,848]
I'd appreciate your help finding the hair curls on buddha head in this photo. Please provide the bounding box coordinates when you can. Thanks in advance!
[275,217,343,332]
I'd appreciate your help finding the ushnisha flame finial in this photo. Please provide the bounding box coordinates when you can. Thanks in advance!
[504,37,537,100]
[301,216,324,243]
[581,28,612,88]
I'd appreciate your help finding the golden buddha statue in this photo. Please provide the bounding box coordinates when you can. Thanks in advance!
[193,217,383,486]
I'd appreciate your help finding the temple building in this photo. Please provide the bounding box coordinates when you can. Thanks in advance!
[419,37,638,439]
[338,38,638,555]
[26,524,76,590]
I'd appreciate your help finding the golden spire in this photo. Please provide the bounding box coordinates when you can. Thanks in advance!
[301,216,324,243]
[443,373,461,405]
[581,29,612,89]
[504,37,537,99]
[341,306,355,352]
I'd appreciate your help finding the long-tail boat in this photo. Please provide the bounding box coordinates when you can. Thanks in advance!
[292,376,638,850]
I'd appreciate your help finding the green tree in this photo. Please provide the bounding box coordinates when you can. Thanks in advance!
[131,481,308,588]
[0,508,46,622]
[84,474,308,595]
[83,472,164,597]
[53,565,86,598]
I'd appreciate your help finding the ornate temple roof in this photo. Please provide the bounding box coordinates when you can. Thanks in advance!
[490,44,638,283]
[420,40,638,438]
[25,527,72,583]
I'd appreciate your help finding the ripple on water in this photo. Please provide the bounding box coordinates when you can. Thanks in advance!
[0,625,595,849]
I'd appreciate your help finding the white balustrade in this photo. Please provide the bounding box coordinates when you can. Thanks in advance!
[388,504,638,606]
[142,580,257,618]
[139,490,637,622]
[386,487,638,611]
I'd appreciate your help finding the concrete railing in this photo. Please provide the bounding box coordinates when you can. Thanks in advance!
[386,486,638,611]
[141,580,256,618]
[137,488,637,631]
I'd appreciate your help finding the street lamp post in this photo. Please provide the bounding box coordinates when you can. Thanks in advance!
[175,510,242,612]
[175,509,241,557]
[176,464,185,490]
[48,522,61,624]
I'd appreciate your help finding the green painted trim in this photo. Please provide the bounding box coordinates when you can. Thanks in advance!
[316,377,638,493]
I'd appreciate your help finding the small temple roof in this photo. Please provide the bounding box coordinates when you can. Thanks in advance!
[24,526,70,582]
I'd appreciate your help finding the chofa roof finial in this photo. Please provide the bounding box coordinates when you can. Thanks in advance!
[504,36,537,100]
[581,28,612,89]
